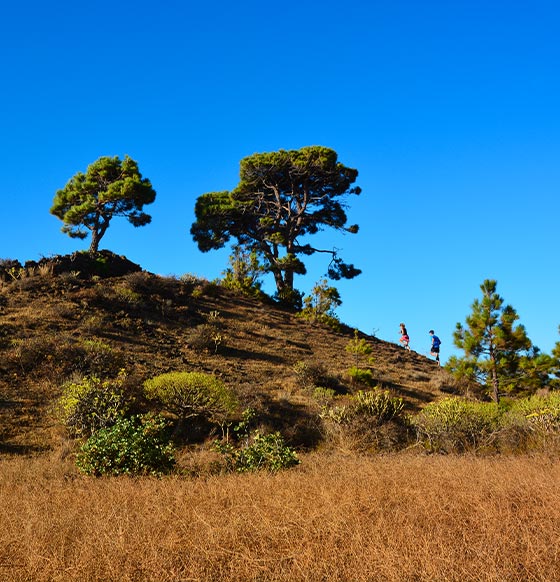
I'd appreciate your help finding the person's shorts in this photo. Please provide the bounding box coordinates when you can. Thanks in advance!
[401,335,409,343]
[431,346,440,353]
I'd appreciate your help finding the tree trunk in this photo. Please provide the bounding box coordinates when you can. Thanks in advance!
[89,216,108,255]
[489,349,500,403]
[89,230,100,254]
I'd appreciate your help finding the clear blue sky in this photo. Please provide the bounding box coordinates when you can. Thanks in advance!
[2,0,559,363]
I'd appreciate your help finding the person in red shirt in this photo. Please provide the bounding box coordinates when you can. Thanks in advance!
[399,323,410,350]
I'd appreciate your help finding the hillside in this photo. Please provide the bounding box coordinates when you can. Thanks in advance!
[0,252,452,455]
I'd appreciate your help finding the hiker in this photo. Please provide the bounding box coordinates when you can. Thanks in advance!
[429,330,441,364]
[399,323,410,350]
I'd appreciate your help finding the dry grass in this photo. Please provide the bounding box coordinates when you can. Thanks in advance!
[1,452,559,581]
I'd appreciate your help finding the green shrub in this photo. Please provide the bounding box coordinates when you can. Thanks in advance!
[56,371,129,437]
[506,392,560,428]
[76,414,176,477]
[321,388,404,426]
[297,280,342,331]
[412,397,500,453]
[320,404,353,425]
[221,245,265,298]
[497,393,560,451]
[143,371,238,424]
[312,387,337,404]
[347,366,375,386]
[214,431,300,473]
[353,389,405,423]
[275,287,303,310]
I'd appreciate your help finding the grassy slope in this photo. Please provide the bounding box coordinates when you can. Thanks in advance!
[0,258,451,455]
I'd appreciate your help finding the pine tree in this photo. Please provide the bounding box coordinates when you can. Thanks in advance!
[51,156,156,254]
[190,146,361,307]
[451,279,531,403]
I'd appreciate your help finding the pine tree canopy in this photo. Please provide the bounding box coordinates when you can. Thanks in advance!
[51,155,156,254]
[190,146,362,305]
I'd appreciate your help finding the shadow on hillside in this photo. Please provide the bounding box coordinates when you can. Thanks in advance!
[0,442,47,456]
[258,394,322,449]
[220,346,286,364]
[394,385,435,410]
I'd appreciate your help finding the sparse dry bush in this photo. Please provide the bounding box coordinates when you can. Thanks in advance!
[185,310,225,353]
[36,262,54,278]
[320,388,409,452]
[58,270,82,284]
[113,284,144,305]
[0,322,15,348]
[80,313,105,333]
[185,323,223,352]
[122,270,158,294]
[179,273,222,298]
[7,336,61,374]
[293,360,341,392]
[5,335,124,379]
[76,339,125,377]
[48,301,78,320]
[431,367,480,396]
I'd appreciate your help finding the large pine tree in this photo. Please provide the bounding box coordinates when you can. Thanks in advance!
[190,146,361,306]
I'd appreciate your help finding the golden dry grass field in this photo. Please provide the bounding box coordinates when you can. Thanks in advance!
[1,452,559,582]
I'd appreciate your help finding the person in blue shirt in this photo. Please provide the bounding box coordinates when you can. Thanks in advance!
[429,330,441,365]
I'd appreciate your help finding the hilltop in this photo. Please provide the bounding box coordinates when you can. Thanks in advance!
[0,251,453,455]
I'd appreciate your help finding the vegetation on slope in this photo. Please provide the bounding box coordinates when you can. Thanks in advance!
[0,251,451,457]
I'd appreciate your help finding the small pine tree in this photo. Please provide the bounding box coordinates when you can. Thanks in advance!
[221,244,264,295]
[345,329,373,368]
[451,279,532,403]
[299,279,342,329]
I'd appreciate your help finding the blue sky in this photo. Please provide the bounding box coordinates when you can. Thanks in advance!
[1,0,559,363]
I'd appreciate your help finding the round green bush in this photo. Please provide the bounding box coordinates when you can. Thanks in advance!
[143,371,238,423]
[215,431,300,473]
[56,371,128,437]
[76,414,176,477]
